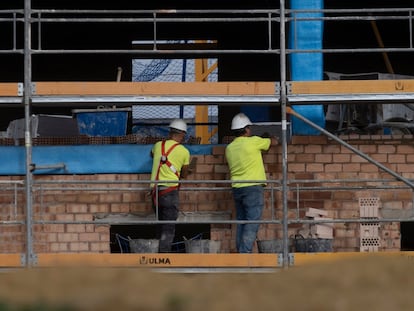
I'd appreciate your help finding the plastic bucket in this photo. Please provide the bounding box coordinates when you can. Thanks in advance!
[257,239,295,253]
[257,239,284,253]
[129,239,159,253]
[184,240,221,253]
[294,238,332,253]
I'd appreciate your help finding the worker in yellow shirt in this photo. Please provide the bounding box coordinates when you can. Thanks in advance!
[225,113,278,253]
[150,119,190,253]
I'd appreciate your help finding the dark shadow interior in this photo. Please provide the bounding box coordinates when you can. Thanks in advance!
[400,222,414,251]
[0,1,413,130]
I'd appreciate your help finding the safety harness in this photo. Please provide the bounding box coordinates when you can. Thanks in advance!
[152,140,180,205]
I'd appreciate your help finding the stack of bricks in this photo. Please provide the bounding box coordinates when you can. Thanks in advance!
[359,197,381,252]
[301,208,334,239]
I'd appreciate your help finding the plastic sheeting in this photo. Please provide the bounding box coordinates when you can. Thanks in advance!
[0,144,215,175]
[289,0,326,135]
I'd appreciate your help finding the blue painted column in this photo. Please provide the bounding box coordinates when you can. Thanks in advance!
[289,0,325,135]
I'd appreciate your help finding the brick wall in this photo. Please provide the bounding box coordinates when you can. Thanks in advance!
[0,134,412,254]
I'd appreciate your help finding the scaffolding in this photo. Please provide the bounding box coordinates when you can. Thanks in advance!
[1,2,414,269]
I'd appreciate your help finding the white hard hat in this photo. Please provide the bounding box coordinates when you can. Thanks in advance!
[169,119,187,133]
[231,113,252,130]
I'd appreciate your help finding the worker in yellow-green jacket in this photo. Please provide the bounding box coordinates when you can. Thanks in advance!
[225,113,278,253]
[150,119,190,253]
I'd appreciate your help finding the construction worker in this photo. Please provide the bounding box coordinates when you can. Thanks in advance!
[150,119,191,253]
[225,113,278,253]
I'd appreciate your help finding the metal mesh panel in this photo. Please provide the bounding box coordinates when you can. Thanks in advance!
[132,55,218,120]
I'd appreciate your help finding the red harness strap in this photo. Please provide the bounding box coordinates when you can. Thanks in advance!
[152,140,180,205]
[159,140,180,178]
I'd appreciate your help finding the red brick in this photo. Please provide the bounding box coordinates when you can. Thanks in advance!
[196,164,214,173]
[296,154,315,163]
[291,136,312,144]
[288,163,305,173]
[397,145,414,154]
[66,224,86,233]
[79,232,100,241]
[205,154,224,164]
[360,164,379,173]
[212,145,226,155]
[304,145,322,154]
[69,242,89,252]
[378,145,396,154]
[325,163,342,172]
[397,163,414,173]
[306,163,324,172]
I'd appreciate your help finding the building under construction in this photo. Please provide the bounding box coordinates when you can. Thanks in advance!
[1,1,414,270]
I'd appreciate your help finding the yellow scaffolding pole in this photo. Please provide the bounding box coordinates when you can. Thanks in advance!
[194,46,218,144]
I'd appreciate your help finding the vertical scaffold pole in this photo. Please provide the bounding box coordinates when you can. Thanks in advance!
[24,0,34,268]
[279,0,290,268]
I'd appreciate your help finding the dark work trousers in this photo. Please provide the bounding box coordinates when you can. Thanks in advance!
[153,189,179,253]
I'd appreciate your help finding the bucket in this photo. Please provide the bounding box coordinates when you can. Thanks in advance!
[129,239,159,253]
[294,237,332,253]
[257,239,294,253]
[184,239,221,253]
[257,239,284,253]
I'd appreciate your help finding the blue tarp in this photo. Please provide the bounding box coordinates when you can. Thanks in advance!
[0,144,216,175]
[289,0,326,135]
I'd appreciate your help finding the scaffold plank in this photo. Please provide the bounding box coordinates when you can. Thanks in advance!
[0,83,19,96]
[33,82,277,96]
[3,81,414,98]
[36,253,280,268]
[289,80,414,95]
[3,252,414,269]
[293,251,414,266]
[0,254,22,267]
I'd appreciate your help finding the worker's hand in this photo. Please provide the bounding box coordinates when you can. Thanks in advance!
[270,136,279,146]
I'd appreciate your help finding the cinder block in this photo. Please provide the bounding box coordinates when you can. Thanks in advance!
[359,197,380,206]
[360,237,380,247]
[359,197,380,218]
[360,205,379,218]
[360,223,380,238]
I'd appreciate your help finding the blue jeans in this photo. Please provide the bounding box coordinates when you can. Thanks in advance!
[232,185,264,253]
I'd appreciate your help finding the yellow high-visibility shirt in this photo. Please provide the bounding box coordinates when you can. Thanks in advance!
[225,136,271,188]
[151,139,190,188]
